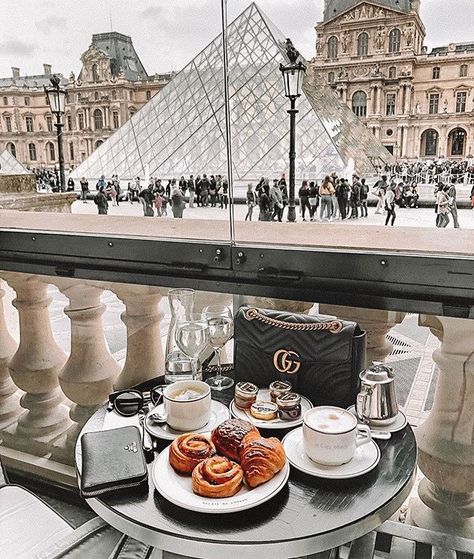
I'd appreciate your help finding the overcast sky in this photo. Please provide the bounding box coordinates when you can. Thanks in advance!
[0,1,471,77]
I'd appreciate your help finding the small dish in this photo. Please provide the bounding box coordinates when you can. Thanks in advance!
[282,427,381,479]
[230,388,312,430]
[346,406,407,433]
[145,400,230,441]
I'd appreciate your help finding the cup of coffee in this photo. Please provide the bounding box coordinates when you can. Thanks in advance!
[163,380,211,431]
[303,406,372,466]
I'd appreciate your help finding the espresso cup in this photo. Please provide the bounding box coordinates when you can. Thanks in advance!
[303,406,372,466]
[163,380,211,431]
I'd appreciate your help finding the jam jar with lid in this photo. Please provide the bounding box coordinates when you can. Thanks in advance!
[269,380,292,402]
[276,392,302,421]
[234,382,258,410]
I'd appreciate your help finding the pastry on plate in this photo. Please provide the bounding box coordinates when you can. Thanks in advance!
[211,419,259,462]
[169,433,216,475]
[239,432,286,488]
[192,455,244,498]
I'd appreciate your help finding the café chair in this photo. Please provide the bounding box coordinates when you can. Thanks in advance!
[0,453,156,558]
[312,520,474,559]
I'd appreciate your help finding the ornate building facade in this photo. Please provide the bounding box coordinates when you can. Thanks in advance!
[312,0,474,161]
[0,32,172,170]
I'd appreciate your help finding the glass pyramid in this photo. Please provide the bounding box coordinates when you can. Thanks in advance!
[0,149,29,175]
[71,3,392,183]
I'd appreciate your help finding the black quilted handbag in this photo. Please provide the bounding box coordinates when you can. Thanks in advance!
[234,307,366,408]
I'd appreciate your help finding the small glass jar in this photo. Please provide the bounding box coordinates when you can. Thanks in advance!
[234,382,258,410]
[269,380,292,402]
[276,392,302,421]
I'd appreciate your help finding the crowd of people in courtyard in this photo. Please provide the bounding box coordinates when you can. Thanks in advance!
[33,160,474,227]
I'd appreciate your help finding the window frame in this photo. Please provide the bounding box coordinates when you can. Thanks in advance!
[5,115,12,132]
[455,91,467,113]
[28,142,37,160]
[429,93,439,114]
[47,141,56,161]
[93,108,103,130]
[388,28,401,53]
[352,90,367,117]
[460,64,468,77]
[386,93,396,116]
[432,66,440,80]
[327,36,338,59]
[25,115,34,132]
[357,32,369,57]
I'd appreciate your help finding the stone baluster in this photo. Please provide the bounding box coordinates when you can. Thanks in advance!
[1,273,70,456]
[51,280,120,465]
[0,280,21,430]
[409,315,474,539]
[319,305,406,366]
[113,284,167,390]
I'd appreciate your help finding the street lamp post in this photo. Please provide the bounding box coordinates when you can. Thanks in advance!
[280,40,306,222]
[44,75,66,192]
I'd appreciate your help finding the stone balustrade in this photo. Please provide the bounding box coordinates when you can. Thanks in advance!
[0,271,473,539]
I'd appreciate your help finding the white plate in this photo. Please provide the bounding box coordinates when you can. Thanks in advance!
[282,427,381,479]
[346,406,407,433]
[145,400,230,441]
[230,389,312,430]
[152,443,290,514]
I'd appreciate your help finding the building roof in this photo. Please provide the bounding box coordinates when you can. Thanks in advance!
[71,3,393,182]
[323,0,411,22]
[0,74,67,90]
[429,42,474,56]
[89,32,148,81]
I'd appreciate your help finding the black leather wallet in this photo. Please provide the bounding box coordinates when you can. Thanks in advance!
[79,426,148,498]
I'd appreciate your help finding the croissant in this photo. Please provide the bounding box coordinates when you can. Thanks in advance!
[169,433,216,475]
[239,432,286,488]
[211,419,259,462]
[192,456,244,498]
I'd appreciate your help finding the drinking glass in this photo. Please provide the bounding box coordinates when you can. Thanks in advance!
[202,305,234,391]
[175,314,209,381]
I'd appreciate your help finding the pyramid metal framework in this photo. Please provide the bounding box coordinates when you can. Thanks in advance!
[0,149,29,175]
[71,3,392,182]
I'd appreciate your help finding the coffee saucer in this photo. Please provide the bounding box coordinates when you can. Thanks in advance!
[282,427,381,479]
[144,400,230,441]
[346,406,407,433]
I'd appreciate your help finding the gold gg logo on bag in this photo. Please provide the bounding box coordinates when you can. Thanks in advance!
[273,349,301,374]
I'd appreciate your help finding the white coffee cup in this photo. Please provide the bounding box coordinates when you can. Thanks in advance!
[163,380,211,431]
[303,406,372,466]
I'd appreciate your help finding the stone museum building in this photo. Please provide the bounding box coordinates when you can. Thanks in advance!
[312,0,474,160]
[0,32,172,170]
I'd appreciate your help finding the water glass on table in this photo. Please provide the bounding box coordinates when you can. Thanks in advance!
[201,305,234,391]
[175,314,210,381]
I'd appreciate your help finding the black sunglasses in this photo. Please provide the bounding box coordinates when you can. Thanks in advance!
[107,386,164,417]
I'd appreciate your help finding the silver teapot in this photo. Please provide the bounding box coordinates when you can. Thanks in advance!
[356,362,399,426]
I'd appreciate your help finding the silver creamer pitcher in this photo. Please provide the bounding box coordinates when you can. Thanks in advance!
[356,362,398,426]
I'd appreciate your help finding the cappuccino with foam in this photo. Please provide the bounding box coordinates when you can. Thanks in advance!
[305,407,355,434]
[303,406,371,466]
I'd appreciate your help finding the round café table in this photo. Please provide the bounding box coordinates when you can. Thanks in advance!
[75,382,417,559]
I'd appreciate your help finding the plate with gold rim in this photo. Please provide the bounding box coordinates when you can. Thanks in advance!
[152,444,290,514]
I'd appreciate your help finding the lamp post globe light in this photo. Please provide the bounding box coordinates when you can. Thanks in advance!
[44,74,66,192]
[280,39,306,223]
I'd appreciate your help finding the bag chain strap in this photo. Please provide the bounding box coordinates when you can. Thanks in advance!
[244,308,343,334]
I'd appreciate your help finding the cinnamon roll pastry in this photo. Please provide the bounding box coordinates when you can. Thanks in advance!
[192,456,244,498]
[169,433,216,475]
[239,432,286,488]
[211,419,259,462]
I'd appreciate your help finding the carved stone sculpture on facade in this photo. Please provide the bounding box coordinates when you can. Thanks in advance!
[403,24,415,47]
[375,26,386,50]
[341,31,352,54]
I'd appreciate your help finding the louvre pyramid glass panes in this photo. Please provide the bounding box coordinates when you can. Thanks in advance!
[0,150,29,175]
[71,3,392,182]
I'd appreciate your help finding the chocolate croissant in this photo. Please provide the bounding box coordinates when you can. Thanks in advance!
[211,419,259,462]
[192,456,244,498]
[169,433,216,475]
[239,432,286,488]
